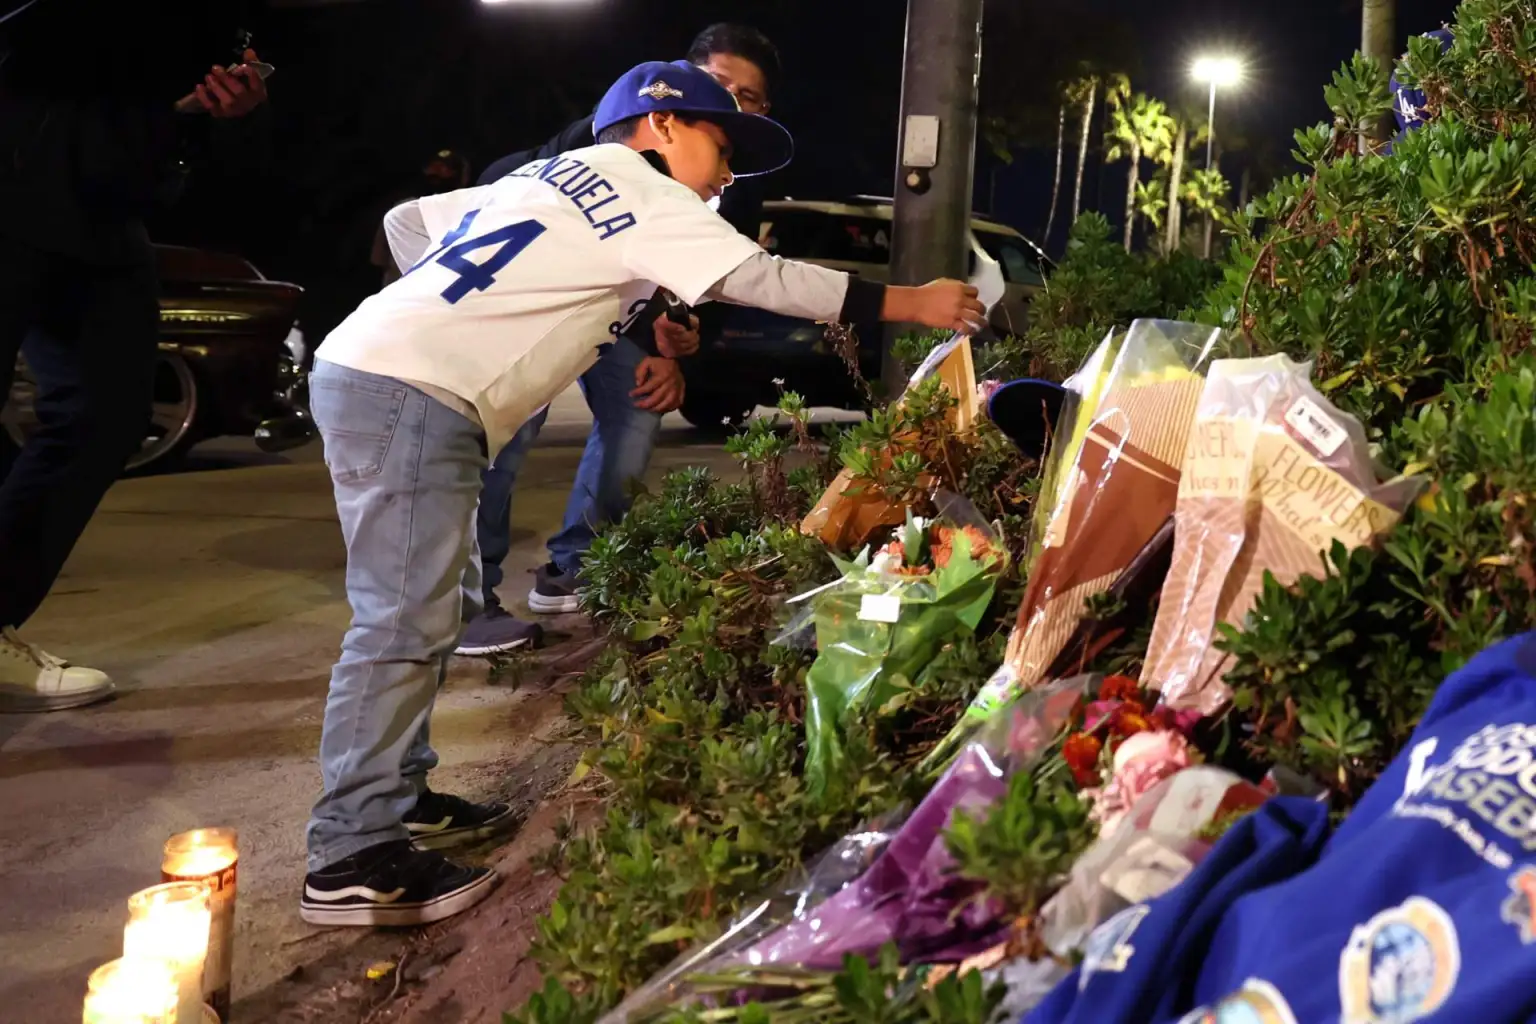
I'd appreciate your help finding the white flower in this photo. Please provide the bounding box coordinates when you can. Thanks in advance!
[772,377,786,388]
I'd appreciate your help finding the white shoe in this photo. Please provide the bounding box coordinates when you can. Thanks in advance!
[0,628,116,712]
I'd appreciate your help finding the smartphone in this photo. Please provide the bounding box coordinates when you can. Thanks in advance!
[173,62,275,114]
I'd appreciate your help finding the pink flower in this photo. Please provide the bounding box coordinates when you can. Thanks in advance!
[1085,730,1196,834]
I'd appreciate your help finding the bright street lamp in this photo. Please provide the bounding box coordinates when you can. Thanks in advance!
[1191,56,1244,171]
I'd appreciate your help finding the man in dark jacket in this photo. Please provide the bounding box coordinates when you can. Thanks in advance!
[0,1,268,711]
[456,23,782,655]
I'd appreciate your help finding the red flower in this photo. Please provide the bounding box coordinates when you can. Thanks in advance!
[1062,732,1104,787]
[1099,674,1143,703]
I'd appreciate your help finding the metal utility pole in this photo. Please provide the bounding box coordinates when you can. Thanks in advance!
[1362,0,1397,144]
[883,0,985,398]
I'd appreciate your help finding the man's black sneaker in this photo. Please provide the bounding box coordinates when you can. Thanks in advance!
[403,789,517,851]
[454,608,543,657]
[299,841,496,927]
[527,562,581,615]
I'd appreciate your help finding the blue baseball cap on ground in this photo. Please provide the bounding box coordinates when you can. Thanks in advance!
[593,60,794,178]
[987,378,1068,460]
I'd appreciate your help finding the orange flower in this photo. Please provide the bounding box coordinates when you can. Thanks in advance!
[1062,732,1103,787]
[1110,702,1153,738]
[932,524,999,569]
[1099,674,1142,703]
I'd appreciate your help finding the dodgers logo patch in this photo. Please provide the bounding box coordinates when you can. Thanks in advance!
[1500,865,1536,943]
[1338,896,1459,1024]
[1176,979,1298,1024]
[1078,904,1148,991]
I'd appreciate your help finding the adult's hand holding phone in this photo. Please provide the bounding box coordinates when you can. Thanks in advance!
[653,313,702,358]
[178,49,269,118]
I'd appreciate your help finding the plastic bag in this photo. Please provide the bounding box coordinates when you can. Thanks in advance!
[801,514,1007,797]
[600,676,1091,1024]
[1142,355,1424,713]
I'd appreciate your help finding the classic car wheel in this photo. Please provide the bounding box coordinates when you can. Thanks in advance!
[3,349,201,474]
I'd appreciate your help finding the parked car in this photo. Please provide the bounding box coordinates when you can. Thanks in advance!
[2,244,315,473]
[679,196,1052,429]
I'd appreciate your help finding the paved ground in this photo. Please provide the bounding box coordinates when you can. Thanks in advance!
[0,387,754,1022]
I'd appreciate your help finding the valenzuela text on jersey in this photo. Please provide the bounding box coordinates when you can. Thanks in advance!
[510,157,637,240]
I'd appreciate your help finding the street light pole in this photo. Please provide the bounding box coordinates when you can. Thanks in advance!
[1204,79,1217,171]
[1191,55,1242,260]
[883,0,985,398]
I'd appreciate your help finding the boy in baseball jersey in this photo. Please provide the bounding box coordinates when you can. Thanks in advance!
[300,59,985,927]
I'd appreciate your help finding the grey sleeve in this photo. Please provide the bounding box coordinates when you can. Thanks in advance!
[702,252,851,322]
[382,200,431,272]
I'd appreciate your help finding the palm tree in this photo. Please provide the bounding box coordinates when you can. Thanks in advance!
[1105,91,1176,251]
[1042,98,1069,245]
[1162,106,1211,255]
[1071,73,1125,226]
[1182,167,1232,256]
[1135,178,1169,237]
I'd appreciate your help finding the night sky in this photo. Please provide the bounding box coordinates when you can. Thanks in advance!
[150,0,1459,331]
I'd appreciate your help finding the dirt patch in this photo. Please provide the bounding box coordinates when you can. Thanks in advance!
[236,629,607,1024]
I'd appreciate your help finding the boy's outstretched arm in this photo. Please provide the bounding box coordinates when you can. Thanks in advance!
[621,192,984,336]
[703,253,985,335]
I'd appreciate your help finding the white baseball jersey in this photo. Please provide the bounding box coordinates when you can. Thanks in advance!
[317,143,761,453]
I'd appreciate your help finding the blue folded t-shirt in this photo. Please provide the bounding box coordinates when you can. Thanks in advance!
[1029,632,1536,1024]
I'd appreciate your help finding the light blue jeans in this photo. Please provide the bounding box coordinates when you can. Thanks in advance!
[475,338,662,608]
[305,360,487,871]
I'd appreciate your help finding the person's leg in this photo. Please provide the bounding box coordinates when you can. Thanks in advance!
[456,407,548,656]
[301,362,502,927]
[474,406,548,610]
[0,242,155,712]
[532,339,663,613]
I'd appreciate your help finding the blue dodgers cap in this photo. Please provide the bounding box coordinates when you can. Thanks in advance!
[987,378,1068,460]
[593,59,793,178]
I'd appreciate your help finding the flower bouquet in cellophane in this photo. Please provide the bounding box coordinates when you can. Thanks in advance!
[924,319,1224,772]
[795,511,1008,799]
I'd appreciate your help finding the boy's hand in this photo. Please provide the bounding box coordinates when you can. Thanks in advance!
[632,357,686,413]
[654,313,702,358]
[886,279,986,335]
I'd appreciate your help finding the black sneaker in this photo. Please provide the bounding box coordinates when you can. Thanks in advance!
[527,562,581,614]
[403,789,517,851]
[299,840,496,927]
[454,608,543,657]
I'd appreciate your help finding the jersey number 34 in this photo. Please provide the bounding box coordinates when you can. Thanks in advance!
[407,209,547,304]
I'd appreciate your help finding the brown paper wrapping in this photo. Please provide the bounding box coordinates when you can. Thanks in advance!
[1144,364,1416,714]
[1005,374,1205,687]
[799,338,977,551]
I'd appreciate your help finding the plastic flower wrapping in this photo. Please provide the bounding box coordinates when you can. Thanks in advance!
[598,670,1273,1024]
[792,510,1009,799]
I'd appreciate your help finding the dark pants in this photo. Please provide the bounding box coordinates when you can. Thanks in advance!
[0,236,159,629]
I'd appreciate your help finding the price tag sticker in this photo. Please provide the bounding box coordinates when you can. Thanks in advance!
[1284,395,1347,457]
[858,593,902,623]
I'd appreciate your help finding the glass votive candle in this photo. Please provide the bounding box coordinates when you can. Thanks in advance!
[124,882,211,1024]
[161,829,238,1021]
[82,957,179,1024]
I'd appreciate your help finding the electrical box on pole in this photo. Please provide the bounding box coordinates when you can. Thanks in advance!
[884,0,985,398]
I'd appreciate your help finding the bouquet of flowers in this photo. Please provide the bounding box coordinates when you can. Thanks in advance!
[797,512,1008,797]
